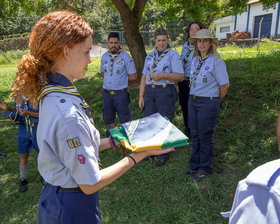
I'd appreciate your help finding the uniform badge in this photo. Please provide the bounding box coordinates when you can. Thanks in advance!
[116,70,120,74]
[203,77,207,83]
[205,66,209,70]
[163,66,168,71]
[78,154,85,164]
[179,58,182,61]
[117,61,123,65]
[67,137,81,149]
[130,59,133,63]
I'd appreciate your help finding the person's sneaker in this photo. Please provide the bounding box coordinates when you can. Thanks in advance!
[155,158,167,166]
[185,169,198,177]
[191,169,212,182]
[18,178,28,192]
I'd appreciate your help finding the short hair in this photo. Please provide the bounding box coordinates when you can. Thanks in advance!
[108,32,120,41]
[154,29,169,39]
[186,21,206,39]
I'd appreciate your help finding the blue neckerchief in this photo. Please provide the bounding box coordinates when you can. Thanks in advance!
[47,72,73,87]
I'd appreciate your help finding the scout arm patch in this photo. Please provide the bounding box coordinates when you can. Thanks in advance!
[67,137,81,149]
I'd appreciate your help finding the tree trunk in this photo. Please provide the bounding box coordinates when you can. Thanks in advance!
[111,0,147,86]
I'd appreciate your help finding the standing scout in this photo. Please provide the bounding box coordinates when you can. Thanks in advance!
[179,21,205,138]
[100,32,137,137]
[139,29,184,166]
[0,98,39,192]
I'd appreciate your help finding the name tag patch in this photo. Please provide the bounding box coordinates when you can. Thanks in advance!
[67,137,81,149]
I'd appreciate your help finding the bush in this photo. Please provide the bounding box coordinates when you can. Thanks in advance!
[0,34,29,52]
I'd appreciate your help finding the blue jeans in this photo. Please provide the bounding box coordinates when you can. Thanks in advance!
[188,96,221,172]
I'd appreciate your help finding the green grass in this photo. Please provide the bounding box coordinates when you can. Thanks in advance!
[1,44,280,223]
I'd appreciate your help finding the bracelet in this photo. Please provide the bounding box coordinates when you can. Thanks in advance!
[109,135,117,151]
[127,155,137,165]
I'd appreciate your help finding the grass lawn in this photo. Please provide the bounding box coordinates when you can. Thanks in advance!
[0,41,280,223]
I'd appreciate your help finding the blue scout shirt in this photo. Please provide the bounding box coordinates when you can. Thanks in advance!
[37,73,101,188]
[142,49,184,85]
[221,159,280,224]
[100,51,136,90]
[180,41,194,78]
[17,100,39,125]
[189,54,229,97]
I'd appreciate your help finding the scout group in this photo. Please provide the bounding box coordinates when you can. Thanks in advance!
[1,10,278,224]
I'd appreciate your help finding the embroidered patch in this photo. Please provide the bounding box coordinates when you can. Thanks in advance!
[117,61,123,65]
[67,137,81,149]
[179,57,182,61]
[130,59,133,63]
[205,66,209,70]
[78,154,86,164]
[163,66,168,71]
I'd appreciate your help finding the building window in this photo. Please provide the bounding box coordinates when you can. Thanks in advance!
[220,26,230,33]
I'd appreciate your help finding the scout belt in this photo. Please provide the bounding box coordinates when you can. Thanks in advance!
[103,88,127,95]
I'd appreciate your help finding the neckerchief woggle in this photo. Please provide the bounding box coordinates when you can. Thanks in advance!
[189,56,208,88]
[148,47,170,81]
[183,42,193,70]
[38,84,103,169]
[109,49,122,76]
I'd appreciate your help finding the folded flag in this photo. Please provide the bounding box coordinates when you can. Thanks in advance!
[109,113,188,152]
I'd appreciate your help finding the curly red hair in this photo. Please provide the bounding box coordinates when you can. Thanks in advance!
[11,11,93,105]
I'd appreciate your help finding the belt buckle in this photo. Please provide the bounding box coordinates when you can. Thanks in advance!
[162,83,167,88]
[151,84,156,88]
[110,91,117,95]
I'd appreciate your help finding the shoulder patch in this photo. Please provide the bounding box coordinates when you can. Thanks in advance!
[117,61,123,65]
[67,137,81,149]
[78,154,86,164]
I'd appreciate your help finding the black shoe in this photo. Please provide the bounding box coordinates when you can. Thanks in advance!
[191,169,212,182]
[155,158,167,166]
[18,178,28,192]
[185,169,197,177]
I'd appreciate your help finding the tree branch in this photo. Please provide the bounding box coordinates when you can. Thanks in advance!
[132,0,147,22]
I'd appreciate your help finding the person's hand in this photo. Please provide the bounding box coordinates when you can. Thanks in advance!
[19,108,28,116]
[0,101,8,110]
[138,96,144,110]
[151,73,164,82]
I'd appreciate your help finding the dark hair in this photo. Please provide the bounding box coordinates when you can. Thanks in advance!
[108,32,120,41]
[186,21,206,39]
[154,29,169,39]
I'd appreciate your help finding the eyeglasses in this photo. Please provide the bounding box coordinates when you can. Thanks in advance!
[155,29,167,35]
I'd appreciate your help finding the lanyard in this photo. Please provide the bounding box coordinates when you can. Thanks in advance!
[183,42,193,70]
[148,48,170,81]
[39,85,102,169]
[189,56,208,88]
[109,50,121,76]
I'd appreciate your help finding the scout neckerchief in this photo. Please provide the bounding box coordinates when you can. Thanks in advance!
[38,84,103,169]
[183,42,193,70]
[23,101,34,135]
[109,49,122,76]
[189,56,208,88]
[148,47,170,81]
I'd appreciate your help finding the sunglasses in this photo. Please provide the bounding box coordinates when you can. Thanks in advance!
[155,29,167,35]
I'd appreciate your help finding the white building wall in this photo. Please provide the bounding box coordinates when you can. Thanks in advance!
[235,12,248,32]
[213,2,280,38]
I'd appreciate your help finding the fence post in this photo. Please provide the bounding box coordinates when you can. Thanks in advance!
[257,17,264,51]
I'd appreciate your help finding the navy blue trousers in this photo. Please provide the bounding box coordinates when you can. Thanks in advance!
[188,96,221,172]
[178,79,190,137]
[102,90,130,125]
[144,84,177,160]
[37,184,102,224]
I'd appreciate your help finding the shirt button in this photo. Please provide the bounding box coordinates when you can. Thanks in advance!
[60,99,66,103]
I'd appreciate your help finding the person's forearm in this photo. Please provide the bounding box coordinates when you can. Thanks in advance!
[219,83,230,100]
[26,111,39,118]
[99,138,119,152]
[139,75,146,98]
[128,73,137,81]
[161,73,184,82]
